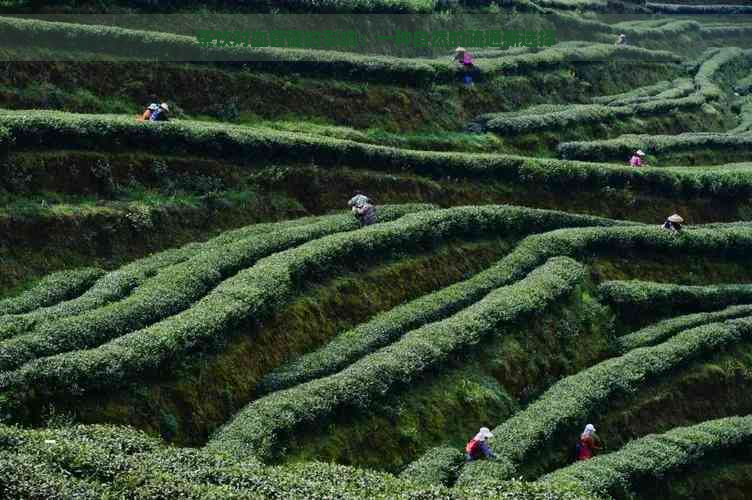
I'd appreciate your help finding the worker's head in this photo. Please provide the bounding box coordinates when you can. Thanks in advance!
[619,33,626,39]
[636,149,645,157]
[584,424,596,435]
[148,103,159,111]
[160,102,169,111]
[455,46,466,54]
[476,427,494,441]
[668,214,684,224]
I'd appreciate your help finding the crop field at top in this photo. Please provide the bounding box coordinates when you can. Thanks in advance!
[4,0,752,498]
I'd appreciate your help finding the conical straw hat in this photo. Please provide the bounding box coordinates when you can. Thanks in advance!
[668,214,684,223]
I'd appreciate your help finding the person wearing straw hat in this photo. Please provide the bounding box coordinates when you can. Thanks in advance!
[149,102,170,122]
[576,424,602,461]
[453,47,476,87]
[629,149,646,167]
[615,33,628,46]
[139,103,158,122]
[662,214,684,233]
[465,426,497,461]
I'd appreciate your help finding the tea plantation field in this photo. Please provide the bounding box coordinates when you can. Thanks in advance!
[2,0,752,498]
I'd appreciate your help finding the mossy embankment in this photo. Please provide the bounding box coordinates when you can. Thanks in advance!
[637,457,752,500]
[43,237,514,446]
[590,251,752,331]
[0,59,681,132]
[495,323,752,482]
[493,106,733,157]
[596,342,752,454]
[278,279,614,472]
[0,190,305,296]
[7,149,752,295]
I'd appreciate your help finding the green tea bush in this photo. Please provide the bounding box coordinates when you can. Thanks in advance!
[477,95,703,134]
[0,17,679,84]
[694,47,750,100]
[0,205,529,413]
[731,97,752,133]
[618,304,752,352]
[596,79,695,107]
[648,2,752,14]
[260,207,629,393]
[591,79,675,105]
[5,110,752,199]
[458,315,752,483]
[541,416,752,497]
[0,420,597,499]
[558,132,752,162]
[0,214,325,341]
[0,206,421,373]
[398,446,465,486]
[208,257,587,462]
[0,268,103,317]
[599,280,752,320]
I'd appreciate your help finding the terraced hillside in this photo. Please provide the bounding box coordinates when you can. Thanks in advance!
[2,0,752,498]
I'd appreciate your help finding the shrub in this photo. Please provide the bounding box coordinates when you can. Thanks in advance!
[259,208,632,394]
[457,315,752,483]
[207,257,587,462]
[398,446,465,486]
[648,3,752,14]
[541,416,752,498]
[599,280,752,320]
[0,206,423,373]
[0,17,679,85]
[0,268,103,318]
[5,110,752,199]
[558,132,752,163]
[618,304,752,352]
[0,421,597,499]
[477,95,704,134]
[0,213,326,340]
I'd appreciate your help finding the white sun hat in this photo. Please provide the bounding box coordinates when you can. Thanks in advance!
[455,46,466,52]
[476,427,494,440]
[160,102,169,111]
[148,103,158,111]
[636,150,645,156]
[668,214,684,223]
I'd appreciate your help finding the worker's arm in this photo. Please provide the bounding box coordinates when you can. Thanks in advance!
[479,440,497,459]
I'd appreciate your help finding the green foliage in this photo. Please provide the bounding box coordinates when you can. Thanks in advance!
[599,279,752,321]
[0,17,679,84]
[259,207,629,394]
[0,421,597,499]
[618,304,752,352]
[541,416,752,498]
[477,95,704,134]
[0,214,322,340]
[591,79,676,105]
[648,2,752,14]
[208,257,587,462]
[0,268,103,317]
[0,209,403,372]
[398,446,465,486]
[559,131,752,163]
[458,315,752,483]
[0,205,424,386]
[5,110,752,199]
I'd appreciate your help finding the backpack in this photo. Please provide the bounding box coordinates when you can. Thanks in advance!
[466,438,481,457]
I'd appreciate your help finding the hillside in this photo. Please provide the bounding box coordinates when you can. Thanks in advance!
[2,0,752,499]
